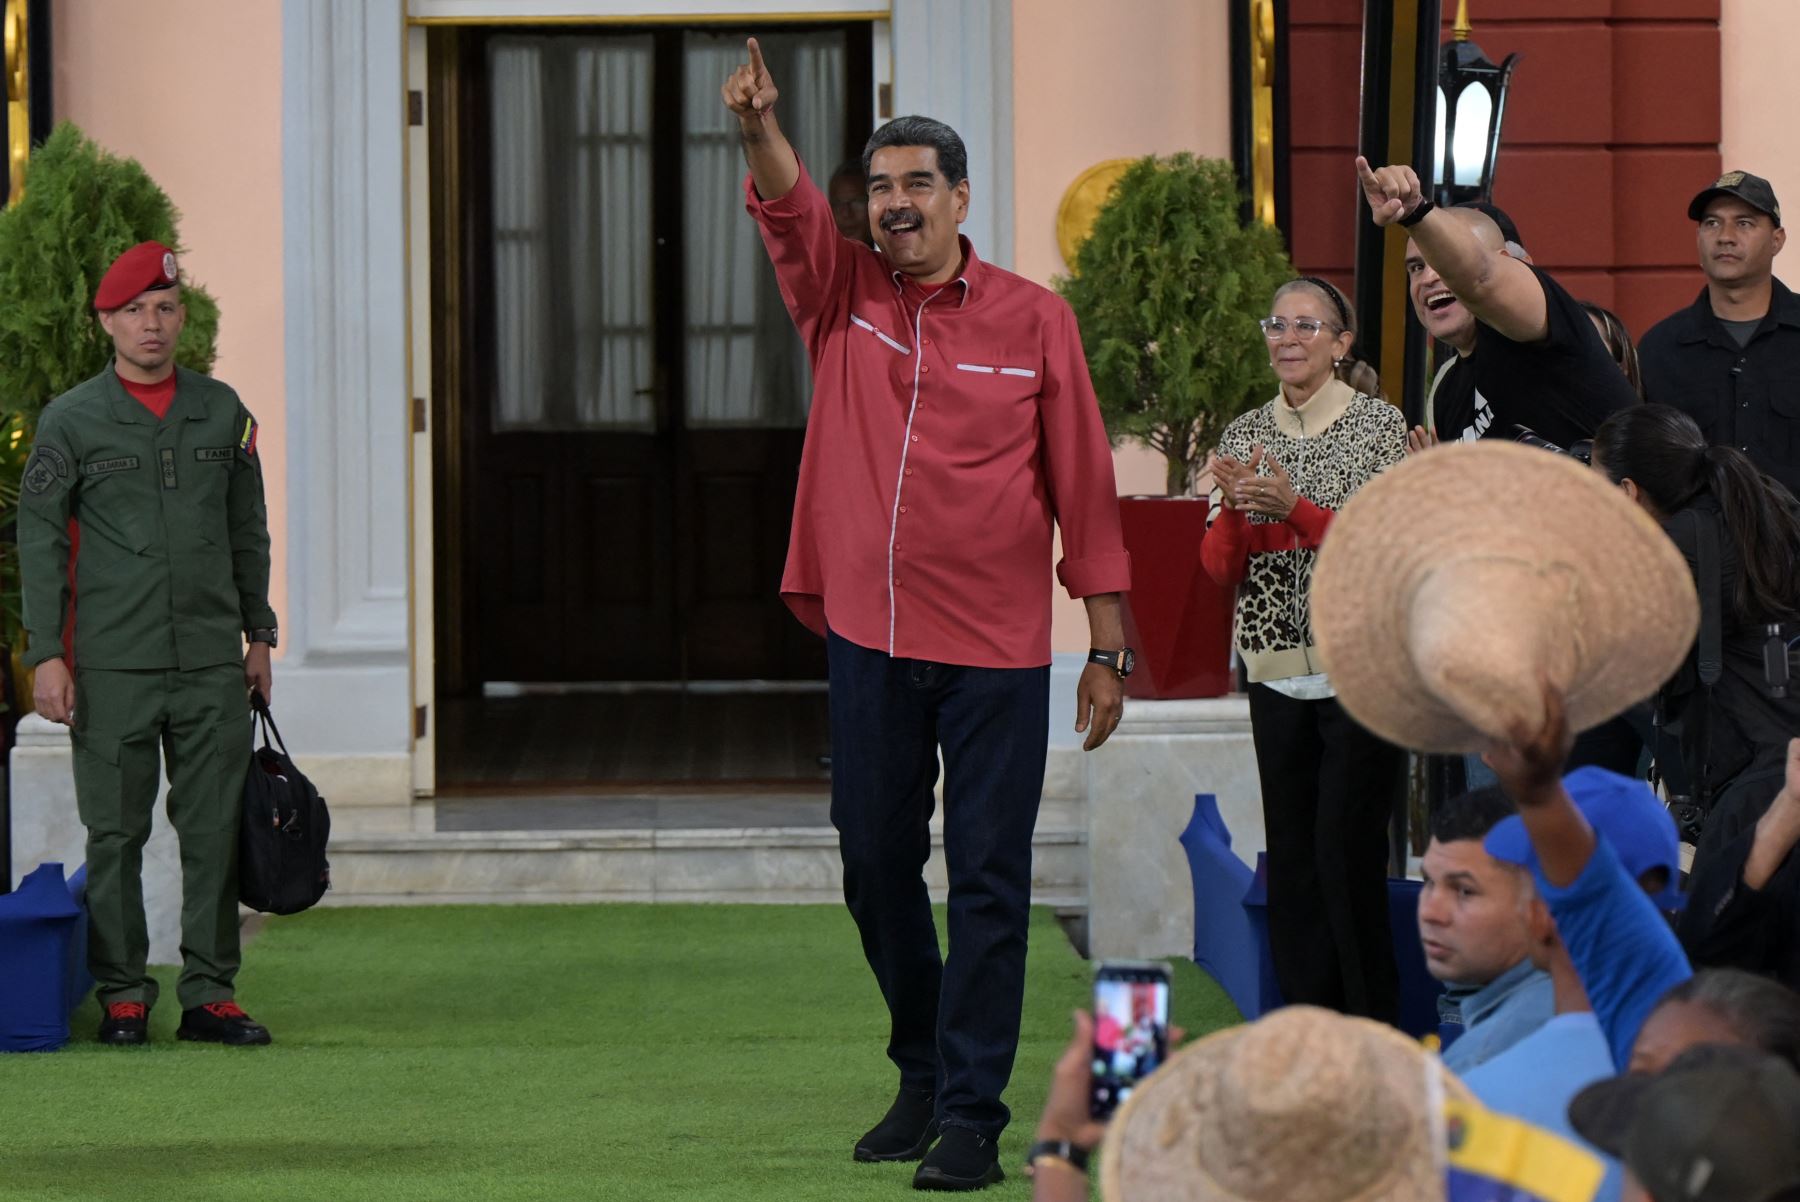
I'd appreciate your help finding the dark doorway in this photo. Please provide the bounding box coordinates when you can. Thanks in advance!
[435,24,870,689]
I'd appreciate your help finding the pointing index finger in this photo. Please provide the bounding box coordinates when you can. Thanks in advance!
[746,36,768,77]
[1355,155,1378,184]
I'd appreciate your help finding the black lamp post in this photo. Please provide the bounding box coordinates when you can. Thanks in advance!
[1434,0,1518,206]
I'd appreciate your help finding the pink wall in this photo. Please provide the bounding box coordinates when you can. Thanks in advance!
[1012,0,1234,652]
[1721,0,1800,284]
[52,0,288,651]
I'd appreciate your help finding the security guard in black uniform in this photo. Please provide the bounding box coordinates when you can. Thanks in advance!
[20,242,278,1047]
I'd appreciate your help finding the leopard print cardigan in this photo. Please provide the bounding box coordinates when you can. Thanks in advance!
[1210,378,1407,684]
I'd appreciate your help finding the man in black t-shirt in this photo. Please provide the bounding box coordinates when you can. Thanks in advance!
[1357,158,1639,452]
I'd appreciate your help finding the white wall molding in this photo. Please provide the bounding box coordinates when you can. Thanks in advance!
[889,0,1014,269]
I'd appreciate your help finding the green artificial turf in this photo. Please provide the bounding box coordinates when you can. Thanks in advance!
[0,905,1236,1202]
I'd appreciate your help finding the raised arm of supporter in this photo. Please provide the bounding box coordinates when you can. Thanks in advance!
[1357,157,1548,345]
[1680,739,1800,976]
[1489,682,1694,1068]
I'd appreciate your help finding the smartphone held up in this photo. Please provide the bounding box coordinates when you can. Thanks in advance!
[1089,960,1172,1119]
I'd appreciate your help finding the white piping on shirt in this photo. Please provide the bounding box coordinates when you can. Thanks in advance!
[887,295,941,655]
[851,313,911,355]
[954,363,1037,378]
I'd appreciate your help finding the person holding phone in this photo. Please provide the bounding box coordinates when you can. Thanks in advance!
[1203,277,1408,1021]
[724,40,1132,1191]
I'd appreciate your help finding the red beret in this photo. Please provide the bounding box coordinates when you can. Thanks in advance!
[94,241,180,311]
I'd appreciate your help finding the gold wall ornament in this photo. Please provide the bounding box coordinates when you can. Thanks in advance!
[1056,157,1137,271]
[1249,0,1276,227]
[4,0,28,207]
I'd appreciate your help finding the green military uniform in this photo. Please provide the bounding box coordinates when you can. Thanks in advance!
[19,365,275,1011]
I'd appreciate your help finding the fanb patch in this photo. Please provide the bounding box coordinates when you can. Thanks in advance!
[239,416,258,457]
[84,456,141,477]
[23,445,68,495]
[196,447,234,462]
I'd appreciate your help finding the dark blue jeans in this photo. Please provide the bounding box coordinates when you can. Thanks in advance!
[826,631,1050,1141]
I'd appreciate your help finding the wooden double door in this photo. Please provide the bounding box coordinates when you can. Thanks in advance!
[435,24,872,685]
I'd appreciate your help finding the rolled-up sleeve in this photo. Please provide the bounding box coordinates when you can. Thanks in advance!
[1041,303,1131,598]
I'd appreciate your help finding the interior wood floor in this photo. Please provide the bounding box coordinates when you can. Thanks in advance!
[434,691,832,790]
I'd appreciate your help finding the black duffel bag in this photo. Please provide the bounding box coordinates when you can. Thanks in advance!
[238,692,332,915]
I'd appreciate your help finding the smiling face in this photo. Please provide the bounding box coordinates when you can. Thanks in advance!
[1406,238,1477,349]
[98,287,185,381]
[867,145,970,284]
[1417,837,1535,985]
[1265,285,1354,396]
[1697,197,1785,287]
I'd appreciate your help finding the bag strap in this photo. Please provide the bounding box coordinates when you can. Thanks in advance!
[250,691,293,759]
[1424,353,1459,437]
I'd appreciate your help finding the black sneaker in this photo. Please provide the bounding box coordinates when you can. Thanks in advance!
[98,1001,150,1046]
[913,1127,1004,1191]
[854,1087,939,1163]
[177,1001,272,1046]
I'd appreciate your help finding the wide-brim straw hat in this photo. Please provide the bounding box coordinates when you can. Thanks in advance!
[1310,441,1699,754]
[1099,1005,1470,1202]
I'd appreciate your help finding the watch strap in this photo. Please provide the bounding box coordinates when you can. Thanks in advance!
[1397,197,1435,228]
[1025,1138,1089,1174]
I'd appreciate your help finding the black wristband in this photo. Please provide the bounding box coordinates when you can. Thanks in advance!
[1397,198,1435,228]
[1025,1138,1090,1174]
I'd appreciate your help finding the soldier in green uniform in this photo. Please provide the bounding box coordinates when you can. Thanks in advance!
[20,242,279,1047]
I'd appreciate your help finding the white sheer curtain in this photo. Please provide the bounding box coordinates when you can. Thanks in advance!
[683,32,846,429]
[489,36,655,432]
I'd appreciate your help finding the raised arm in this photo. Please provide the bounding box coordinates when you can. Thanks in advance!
[1356,156,1548,345]
[723,38,800,202]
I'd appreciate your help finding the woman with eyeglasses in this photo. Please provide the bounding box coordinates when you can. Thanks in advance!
[1202,276,1409,1020]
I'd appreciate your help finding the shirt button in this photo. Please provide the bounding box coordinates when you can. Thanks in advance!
[911,434,919,442]
[905,467,914,476]
[921,365,930,373]
[899,506,907,514]
[923,338,931,346]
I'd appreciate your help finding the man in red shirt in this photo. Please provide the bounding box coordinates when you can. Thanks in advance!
[725,41,1133,1191]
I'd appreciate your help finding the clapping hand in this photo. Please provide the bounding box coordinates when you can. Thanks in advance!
[1356,156,1426,228]
[721,37,779,123]
[1406,425,1440,455]
[1214,445,1298,520]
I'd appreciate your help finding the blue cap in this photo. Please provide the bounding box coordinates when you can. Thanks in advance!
[1483,766,1685,911]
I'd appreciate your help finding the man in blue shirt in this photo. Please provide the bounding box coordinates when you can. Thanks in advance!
[1418,789,1554,1073]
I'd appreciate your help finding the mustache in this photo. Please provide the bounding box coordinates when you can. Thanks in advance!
[880,211,923,232]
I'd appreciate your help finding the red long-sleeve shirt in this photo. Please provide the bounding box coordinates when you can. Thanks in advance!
[1200,498,1335,588]
[746,163,1130,668]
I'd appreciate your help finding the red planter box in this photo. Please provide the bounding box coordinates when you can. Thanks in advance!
[1118,496,1236,700]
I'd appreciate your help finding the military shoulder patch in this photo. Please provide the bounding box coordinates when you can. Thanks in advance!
[239,416,259,456]
[83,456,141,477]
[196,447,235,462]
[23,445,69,495]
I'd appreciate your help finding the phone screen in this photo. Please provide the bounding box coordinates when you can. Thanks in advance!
[1089,964,1171,1119]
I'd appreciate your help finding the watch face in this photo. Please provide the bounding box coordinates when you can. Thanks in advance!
[1120,648,1135,677]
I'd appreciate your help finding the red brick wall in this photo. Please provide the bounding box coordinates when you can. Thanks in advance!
[1286,0,1720,346]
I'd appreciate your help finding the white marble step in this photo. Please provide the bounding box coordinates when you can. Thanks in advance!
[324,801,1087,907]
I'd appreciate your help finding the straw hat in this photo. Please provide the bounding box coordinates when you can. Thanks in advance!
[1099,1005,1468,1202]
[1310,441,1699,754]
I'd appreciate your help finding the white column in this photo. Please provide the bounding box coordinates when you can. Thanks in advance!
[889,0,1015,269]
[278,0,414,803]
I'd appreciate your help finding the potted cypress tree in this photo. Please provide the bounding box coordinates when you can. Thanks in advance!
[0,121,221,709]
[1057,154,1293,698]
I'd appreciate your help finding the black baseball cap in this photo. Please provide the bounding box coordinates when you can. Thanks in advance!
[1688,170,1782,226]
[1454,201,1524,249]
[1569,1044,1800,1202]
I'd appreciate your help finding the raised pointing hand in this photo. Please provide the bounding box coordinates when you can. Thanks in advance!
[1356,156,1425,228]
[721,36,780,120]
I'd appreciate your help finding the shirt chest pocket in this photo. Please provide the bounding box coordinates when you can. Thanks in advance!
[75,453,153,555]
[182,443,237,542]
[951,360,1043,425]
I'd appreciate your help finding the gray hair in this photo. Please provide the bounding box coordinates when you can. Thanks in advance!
[1655,968,1800,1069]
[862,115,969,186]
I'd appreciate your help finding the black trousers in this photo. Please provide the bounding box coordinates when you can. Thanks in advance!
[1248,683,1404,1022]
[826,631,1049,1141]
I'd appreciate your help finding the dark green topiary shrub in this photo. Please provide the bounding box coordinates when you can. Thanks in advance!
[0,121,221,661]
[1057,154,1293,496]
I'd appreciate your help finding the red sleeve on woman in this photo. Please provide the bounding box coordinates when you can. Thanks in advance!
[1286,497,1335,549]
[1201,504,1253,587]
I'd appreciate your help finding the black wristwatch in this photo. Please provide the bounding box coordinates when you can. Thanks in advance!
[1025,1138,1090,1176]
[248,627,279,649]
[1088,647,1135,679]
[1397,197,1435,228]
